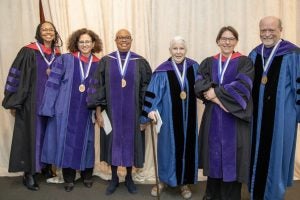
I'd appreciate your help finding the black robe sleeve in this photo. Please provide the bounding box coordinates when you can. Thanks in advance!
[87,56,108,109]
[2,47,35,109]
[214,56,254,121]
[194,57,217,101]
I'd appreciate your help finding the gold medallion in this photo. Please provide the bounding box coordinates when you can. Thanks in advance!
[121,78,127,88]
[79,84,86,92]
[261,76,268,85]
[180,91,187,100]
[46,67,51,76]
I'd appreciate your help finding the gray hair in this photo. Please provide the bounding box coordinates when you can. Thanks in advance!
[169,36,186,48]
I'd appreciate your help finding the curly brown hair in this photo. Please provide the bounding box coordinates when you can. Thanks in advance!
[67,28,103,53]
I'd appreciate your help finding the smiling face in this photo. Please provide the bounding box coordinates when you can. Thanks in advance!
[40,22,56,47]
[217,30,238,57]
[169,40,187,64]
[115,29,132,52]
[77,33,95,57]
[259,16,282,48]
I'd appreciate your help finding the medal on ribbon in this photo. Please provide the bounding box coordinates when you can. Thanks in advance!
[171,59,187,100]
[116,51,131,88]
[78,52,93,93]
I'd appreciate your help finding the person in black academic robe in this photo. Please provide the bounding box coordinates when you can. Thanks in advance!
[2,21,62,191]
[195,26,254,200]
[87,29,152,195]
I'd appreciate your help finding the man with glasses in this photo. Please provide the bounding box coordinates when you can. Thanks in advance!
[87,29,152,195]
[249,16,300,200]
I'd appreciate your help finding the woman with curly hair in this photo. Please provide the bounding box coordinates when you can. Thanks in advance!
[39,28,103,192]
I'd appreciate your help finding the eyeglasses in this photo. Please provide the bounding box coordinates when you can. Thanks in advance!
[78,40,93,45]
[220,37,236,42]
[41,28,55,32]
[116,36,131,40]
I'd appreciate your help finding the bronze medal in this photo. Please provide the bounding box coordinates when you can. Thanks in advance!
[180,91,187,100]
[121,78,127,88]
[261,76,268,85]
[79,84,86,92]
[46,67,51,76]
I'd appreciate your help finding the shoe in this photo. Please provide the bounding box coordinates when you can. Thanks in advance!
[180,185,192,199]
[151,182,165,197]
[83,180,93,188]
[23,173,39,191]
[125,175,137,194]
[64,182,74,192]
[41,165,56,179]
[202,194,213,200]
[105,177,119,195]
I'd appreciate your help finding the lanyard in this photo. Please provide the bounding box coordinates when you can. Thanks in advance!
[35,42,55,66]
[78,52,93,82]
[171,59,187,90]
[218,53,232,84]
[116,50,131,78]
[261,39,281,73]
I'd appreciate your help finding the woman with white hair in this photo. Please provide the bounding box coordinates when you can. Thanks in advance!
[142,36,199,199]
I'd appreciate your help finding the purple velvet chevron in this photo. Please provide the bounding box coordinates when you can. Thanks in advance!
[224,84,247,109]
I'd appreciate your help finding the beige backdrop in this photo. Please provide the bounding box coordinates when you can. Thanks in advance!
[0,0,299,181]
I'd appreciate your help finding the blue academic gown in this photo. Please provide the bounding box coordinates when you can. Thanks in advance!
[249,40,300,200]
[141,57,199,187]
[39,53,99,170]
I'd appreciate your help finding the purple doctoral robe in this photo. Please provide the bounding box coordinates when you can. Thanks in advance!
[39,52,99,170]
[195,52,254,183]
[87,51,152,167]
[2,43,60,174]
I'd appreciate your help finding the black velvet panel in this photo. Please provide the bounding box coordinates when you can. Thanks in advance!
[167,66,197,185]
[167,70,184,184]
[183,67,197,184]
[250,55,283,198]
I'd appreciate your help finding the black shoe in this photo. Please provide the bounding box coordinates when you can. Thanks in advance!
[64,182,74,192]
[42,165,56,179]
[83,180,93,188]
[125,175,137,194]
[23,173,39,191]
[202,194,213,200]
[105,177,119,195]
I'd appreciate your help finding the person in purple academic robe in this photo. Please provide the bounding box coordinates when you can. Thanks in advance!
[249,16,300,200]
[2,21,62,191]
[195,26,254,200]
[39,28,102,192]
[87,29,152,195]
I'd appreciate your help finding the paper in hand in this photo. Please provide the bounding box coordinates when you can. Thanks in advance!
[101,110,112,135]
[155,109,163,133]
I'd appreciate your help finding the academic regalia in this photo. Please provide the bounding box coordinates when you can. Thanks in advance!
[141,57,199,187]
[39,52,99,170]
[249,40,300,200]
[2,43,60,174]
[87,51,152,168]
[194,53,254,184]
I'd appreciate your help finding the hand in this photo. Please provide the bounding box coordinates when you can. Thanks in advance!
[148,111,157,123]
[95,106,104,128]
[10,109,16,117]
[140,123,149,131]
[212,98,229,112]
[203,88,216,101]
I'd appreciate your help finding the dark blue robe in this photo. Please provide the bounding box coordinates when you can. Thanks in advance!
[249,40,300,200]
[2,43,60,174]
[87,51,152,168]
[39,53,99,170]
[141,58,199,187]
[195,52,254,183]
